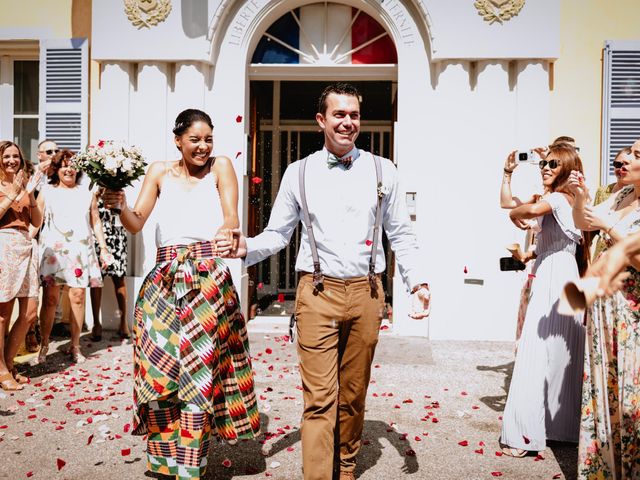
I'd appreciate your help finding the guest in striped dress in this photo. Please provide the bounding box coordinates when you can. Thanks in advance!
[103,109,260,480]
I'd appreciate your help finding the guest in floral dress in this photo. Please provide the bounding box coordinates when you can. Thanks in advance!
[102,109,260,479]
[89,196,130,341]
[570,138,640,479]
[36,150,109,364]
[0,141,42,390]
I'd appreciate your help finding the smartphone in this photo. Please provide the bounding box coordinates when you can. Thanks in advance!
[499,257,526,271]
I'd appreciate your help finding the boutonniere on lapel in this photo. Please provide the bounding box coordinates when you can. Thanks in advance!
[377,182,390,198]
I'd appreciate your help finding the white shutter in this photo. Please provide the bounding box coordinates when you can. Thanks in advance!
[38,38,88,151]
[601,40,640,185]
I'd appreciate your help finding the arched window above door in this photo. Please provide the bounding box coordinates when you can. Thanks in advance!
[251,3,397,65]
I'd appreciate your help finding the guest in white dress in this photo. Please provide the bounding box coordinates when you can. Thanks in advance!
[36,150,109,364]
[500,143,587,457]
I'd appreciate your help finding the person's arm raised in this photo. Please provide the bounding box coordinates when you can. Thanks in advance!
[103,162,163,234]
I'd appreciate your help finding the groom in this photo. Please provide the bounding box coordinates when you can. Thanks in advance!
[221,83,429,480]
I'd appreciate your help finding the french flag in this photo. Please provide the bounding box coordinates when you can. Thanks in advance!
[252,4,397,65]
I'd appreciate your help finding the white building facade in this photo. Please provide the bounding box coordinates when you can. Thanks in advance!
[85,0,568,341]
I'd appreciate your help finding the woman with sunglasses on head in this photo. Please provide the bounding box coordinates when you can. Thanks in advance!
[499,143,587,458]
[102,109,260,479]
[569,139,640,479]
[0,141,43,390]
[36,150,109,364]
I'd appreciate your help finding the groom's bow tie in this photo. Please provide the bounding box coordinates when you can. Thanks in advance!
[327,153,353,170]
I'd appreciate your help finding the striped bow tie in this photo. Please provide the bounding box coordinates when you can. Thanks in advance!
[327,153,353,169]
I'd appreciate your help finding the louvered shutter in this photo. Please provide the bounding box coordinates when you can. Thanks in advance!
[601,41,640,185]
[38,38,88,152]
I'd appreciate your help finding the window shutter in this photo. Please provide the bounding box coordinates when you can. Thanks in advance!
[601,41,640,185]
[38,38,88,152]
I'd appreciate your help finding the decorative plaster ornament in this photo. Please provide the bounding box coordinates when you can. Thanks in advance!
[474,0,525,24]
[124,0,172,29]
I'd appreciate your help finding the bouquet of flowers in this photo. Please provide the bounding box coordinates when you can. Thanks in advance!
[72,140,147,212]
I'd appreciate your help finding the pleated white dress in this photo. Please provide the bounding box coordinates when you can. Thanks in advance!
[500,192,586,452]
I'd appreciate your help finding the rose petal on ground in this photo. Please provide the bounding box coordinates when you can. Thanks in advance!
[535,454,544,461]
[121,448,131,457]
[495,451,503,456]
[287,447,295,452]
[123,423,131,433]
[474,448,484,454]
[265,348,272,354]
[87,434,94,445]
[491,473,503,477]
[24,432,33,437]
[222,458,232,468]
[26,472,34,477]
[458,440,468,446]
[56,458,66,470]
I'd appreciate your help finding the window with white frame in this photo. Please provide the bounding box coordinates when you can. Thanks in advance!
[601,40,640,186]
[0,39,88,163]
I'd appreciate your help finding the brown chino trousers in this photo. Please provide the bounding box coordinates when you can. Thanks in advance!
[295,273,385,480]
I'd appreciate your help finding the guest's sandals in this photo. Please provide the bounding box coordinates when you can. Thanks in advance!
[69,346,86,364]
[90,325,102,342]
[0,372,23,391]
[501,446,527,458]
[11,368,29,385]
[25,329,40,353]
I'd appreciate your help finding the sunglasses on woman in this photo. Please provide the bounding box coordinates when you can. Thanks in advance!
[613,161,624,169]
[539,159,560,169]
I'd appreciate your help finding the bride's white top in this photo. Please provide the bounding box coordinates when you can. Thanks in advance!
[154,162,223,247]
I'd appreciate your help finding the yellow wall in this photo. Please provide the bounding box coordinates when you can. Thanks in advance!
[0,0,73,37]
[552,0,640,185]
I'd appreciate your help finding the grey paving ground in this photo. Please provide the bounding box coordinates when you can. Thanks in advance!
[1,318,577,480]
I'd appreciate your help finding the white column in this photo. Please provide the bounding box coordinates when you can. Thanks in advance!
[91,62,132,143]
[0,56,14,142]
[166,62,208,156]
[130,62,169,278]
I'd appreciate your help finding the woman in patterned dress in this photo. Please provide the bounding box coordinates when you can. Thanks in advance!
[0,141,42,390]
[103,109,260,480]
[499,144,587,457]
[89,196,130,341]
[570,138,640,479]
[36,150,109,364]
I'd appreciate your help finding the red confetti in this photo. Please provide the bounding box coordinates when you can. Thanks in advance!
[251,176,263,185]
[222,458,232,468]
[56,458,66,471]
[87,434,94,445]
[236,115,242,123]
[121,448,131,457]
[365,239,373,246]
[491,473,503,477]
[458,440,469,446]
